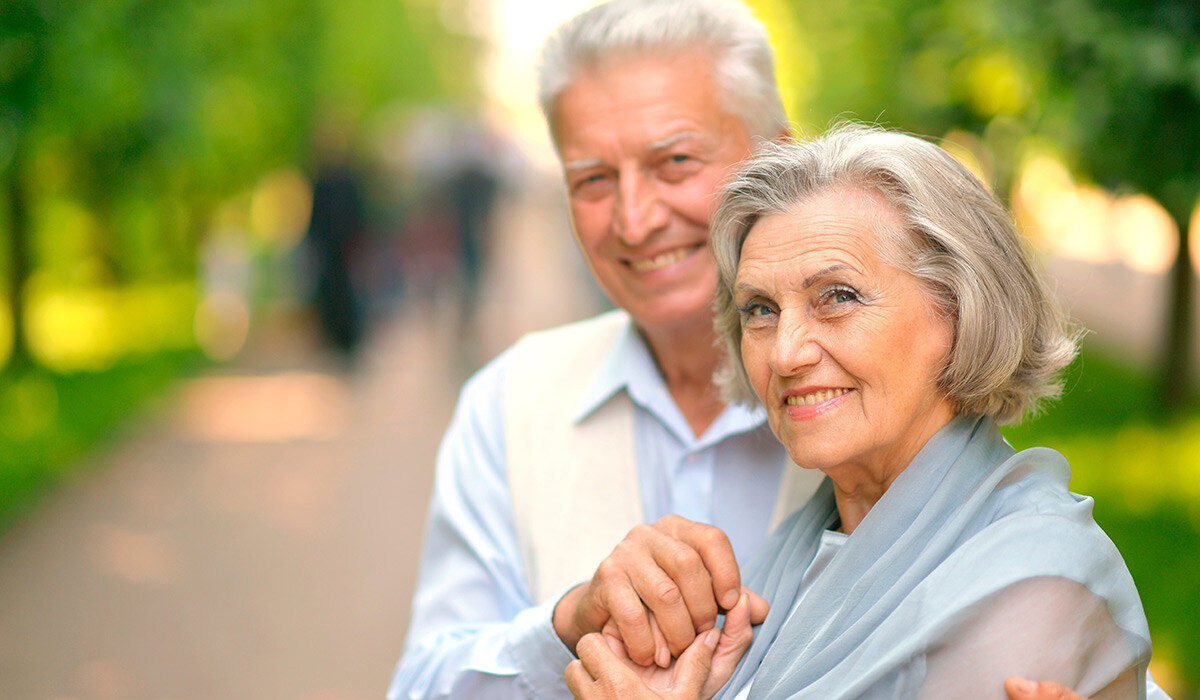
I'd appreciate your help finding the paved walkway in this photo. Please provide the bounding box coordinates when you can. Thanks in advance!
[0,180,600,700]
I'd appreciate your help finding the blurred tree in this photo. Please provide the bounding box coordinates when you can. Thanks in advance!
[0,1,50,370]
[779,0,1199,412]
[0,0,476,371]
[1009,0,1199,413]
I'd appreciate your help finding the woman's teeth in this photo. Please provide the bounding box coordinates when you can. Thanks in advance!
[786,389,849,406]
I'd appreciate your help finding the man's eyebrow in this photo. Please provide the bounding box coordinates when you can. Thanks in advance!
[563,157,603,172]
[648,131,706,152]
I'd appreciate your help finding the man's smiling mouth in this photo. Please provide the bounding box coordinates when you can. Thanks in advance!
[626,244,702,272]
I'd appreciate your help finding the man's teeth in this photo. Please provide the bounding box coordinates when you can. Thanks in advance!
[786,389,849,406]
[629,247,691,272]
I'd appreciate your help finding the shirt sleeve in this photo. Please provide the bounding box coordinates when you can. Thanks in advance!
[386,351,578,700]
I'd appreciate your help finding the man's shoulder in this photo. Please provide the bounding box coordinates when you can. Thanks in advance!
[510,308,631,356]
[503,308,631,404]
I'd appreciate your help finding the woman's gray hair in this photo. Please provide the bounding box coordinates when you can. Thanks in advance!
[712,123,1081,424]
[537,0,788,143]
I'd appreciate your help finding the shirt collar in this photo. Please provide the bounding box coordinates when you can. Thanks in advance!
[572,318,770,447]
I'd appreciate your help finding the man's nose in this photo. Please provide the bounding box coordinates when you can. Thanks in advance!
[769,310,821,376]
[614,170,667,246]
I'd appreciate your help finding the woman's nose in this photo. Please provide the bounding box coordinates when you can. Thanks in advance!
[769,311,821,376]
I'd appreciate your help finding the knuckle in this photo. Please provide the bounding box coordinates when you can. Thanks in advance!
[653,579,683,605]
[696,525,731,550]
[629,522,656,541]
[594,557,621,581]
[656,514,683,528]
[609,597,645,624]
[670,546,703,573]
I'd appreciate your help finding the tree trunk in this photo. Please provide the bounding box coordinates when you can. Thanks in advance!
[1161,219,1194,412]
[6,157,30,371]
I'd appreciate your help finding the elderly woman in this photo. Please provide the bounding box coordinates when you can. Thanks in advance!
[566,124,1151,700]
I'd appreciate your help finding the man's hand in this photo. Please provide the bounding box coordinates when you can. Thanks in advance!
[564,590,757,700]
[553,515,767,668]
[1005,677,1089,700]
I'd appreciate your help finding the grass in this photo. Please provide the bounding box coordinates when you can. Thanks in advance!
[1002,348,1200,698]
[0,349,206,534]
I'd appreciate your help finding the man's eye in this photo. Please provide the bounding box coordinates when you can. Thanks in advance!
[658,153,700,180]
[571,173,612,199]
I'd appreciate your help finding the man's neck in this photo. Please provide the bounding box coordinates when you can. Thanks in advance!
[640,319,727,438]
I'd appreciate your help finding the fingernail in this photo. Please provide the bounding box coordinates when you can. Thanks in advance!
[656,646,670,668]
[704,629,719,650]
[722,590,739,609]
[1012,678,1034,695]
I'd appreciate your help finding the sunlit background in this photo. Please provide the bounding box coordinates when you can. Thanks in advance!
[1,0,1197,698]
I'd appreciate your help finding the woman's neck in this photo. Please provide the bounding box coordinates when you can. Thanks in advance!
[826,408,957,534]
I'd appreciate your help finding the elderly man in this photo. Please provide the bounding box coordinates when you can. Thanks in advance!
[388,1,1167,699]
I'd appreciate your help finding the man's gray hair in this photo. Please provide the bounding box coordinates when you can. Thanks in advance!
[537,0,788,143]
[711,123,1081,424]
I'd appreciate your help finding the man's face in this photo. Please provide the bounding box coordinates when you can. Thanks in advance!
[551,49,754,335]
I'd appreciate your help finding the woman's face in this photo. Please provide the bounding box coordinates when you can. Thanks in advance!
[734,186,957,485]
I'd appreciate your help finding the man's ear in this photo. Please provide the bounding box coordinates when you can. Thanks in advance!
[773,125,797,144]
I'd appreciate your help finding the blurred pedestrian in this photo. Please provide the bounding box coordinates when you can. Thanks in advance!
[305,118,367,356]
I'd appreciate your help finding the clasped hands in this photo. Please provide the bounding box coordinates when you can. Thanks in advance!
[552,514,1096,700]
[554,515,760,700]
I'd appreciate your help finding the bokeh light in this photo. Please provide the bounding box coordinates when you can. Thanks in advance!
[249,169,313,250]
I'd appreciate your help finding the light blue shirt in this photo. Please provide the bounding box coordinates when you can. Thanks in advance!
[387,321,787,700]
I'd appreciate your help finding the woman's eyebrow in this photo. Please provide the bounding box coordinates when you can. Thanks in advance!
[803,263,858,288]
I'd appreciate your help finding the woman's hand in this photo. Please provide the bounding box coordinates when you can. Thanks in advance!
[565,589,758,700]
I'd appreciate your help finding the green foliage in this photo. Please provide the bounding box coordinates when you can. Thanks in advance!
[0,0,477,528]
[0,0,478,366]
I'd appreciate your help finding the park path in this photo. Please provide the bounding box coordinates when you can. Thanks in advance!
[0,175,601,700]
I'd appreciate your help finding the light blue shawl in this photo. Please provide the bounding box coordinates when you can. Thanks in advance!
[716,415,1151,699]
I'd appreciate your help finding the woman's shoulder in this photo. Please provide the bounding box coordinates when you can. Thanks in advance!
[922,446,1148,635]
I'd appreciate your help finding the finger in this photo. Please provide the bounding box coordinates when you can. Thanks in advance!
[565,659,593,697]
[711,593,755,682]
[743,586,770,625]
[600,571,658,667]
[646,608,671,669]
[623,526,707,657]
[658,515,741,612]
[600,621,631,661]
[577,632,626,681]
[1004,677,1081,700]
[671,628,720,697]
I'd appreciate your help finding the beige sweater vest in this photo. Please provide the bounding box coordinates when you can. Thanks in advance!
[504,310,822,604]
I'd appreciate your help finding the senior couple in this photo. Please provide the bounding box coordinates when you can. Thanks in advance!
[389,1,1160,698]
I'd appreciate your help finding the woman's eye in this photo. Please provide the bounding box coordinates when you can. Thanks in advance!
[740,302,775,318]
[822,286,860,305]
